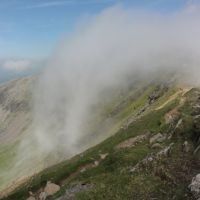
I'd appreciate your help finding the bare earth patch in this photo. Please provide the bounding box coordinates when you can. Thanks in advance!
[116,133,149,149]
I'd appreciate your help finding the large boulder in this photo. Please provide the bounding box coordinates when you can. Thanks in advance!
[44,181,60,196]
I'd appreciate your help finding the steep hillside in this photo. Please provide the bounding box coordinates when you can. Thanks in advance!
[0,77,34,144]
[0,77,35,192]
[0,76,172,194]
[1,78,200,199]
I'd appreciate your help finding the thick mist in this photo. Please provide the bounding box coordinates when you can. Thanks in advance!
[9,4,200,181]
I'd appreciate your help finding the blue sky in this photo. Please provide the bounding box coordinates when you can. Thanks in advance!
[0,0,196,81]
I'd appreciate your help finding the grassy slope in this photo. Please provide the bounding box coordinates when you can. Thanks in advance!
[0,81,158,193]
[0,77,33,191]
[2,85,200,200]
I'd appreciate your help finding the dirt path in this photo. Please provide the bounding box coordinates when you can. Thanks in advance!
[155,87,192,110]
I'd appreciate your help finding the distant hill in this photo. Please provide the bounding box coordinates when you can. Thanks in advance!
[0,77,34,144]
[0,77,35,193]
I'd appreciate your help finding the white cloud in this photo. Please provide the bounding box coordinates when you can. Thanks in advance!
[2,59,31,72]
[23,0,116,9]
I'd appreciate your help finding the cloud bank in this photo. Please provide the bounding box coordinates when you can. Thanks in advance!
[10,3,200,182]
[2,59,31,72]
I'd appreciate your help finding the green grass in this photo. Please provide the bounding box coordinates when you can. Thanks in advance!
[0,142,18,188]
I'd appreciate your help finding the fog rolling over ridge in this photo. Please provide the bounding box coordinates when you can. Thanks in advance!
[12,5,200,179]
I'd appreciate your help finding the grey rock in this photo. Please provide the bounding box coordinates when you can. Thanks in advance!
[194,145,200,155]
[157,143,174,157]
[189,174,200,198]
[130,154,154,173]
[94,160,99,166]
[99,153,108,160]
[149,133,166,144]
[151,143,163,149]
[56,183,93,200]
[182,141,190,153]
[175,119,183,129]
[39,192,47,200]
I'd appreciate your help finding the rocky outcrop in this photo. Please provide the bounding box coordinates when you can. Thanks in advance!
[130,143,174,173]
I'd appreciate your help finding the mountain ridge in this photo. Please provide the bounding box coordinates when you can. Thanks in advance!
[1,76,199,199]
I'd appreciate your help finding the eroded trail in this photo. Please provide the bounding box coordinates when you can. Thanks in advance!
[155,87,192,110]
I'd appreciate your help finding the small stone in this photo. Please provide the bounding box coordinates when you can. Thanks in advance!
[129,164,139,173]
[157,143,174,157]
[182,141,190,153]
[175,119,183,129]
[146,156,154,162]
[39,192,47,200]
[100,153,108,160]
[26,197,36,200]
[28,191,34,196]
[194,145,200,155]
[80,168,86,173]
[151,143,163,149]
[189,174,200,198]
[94,161,99,166]
[167,134,172,140]
[149,133,165,144]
